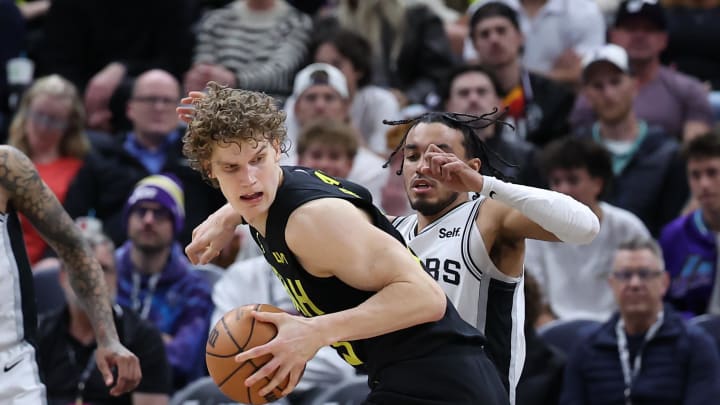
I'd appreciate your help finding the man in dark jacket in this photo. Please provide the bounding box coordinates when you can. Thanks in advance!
[64,69,226,247]
[560,238,720,405]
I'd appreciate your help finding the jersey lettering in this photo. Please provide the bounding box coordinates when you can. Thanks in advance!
[272,251,288,264]
[331,341,363,366]
[312,170,360,198]
[424,258,462,285]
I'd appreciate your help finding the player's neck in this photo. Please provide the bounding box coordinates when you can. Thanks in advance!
[68,305,96,345]
[130,246,171,275]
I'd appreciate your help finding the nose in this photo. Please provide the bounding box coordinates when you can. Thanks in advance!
[142,209,157,223]
[237,166,257,186]
[415,154,429,175]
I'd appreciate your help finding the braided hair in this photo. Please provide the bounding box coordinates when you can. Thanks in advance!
[382,110,516,181]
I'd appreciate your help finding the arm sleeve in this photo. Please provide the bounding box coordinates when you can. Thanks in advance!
[683,327,720,405]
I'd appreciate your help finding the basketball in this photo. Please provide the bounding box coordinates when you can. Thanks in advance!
[206,303,288,404]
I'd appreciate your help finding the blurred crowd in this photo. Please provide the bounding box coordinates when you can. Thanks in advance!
[3,0,720,404]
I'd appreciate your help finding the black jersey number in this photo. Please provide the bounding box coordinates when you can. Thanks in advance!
[424,258,461,285]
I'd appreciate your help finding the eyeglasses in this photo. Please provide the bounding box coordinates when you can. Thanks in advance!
[26,110,69,131]
[611,269,664,282]
[132,96,178,107]
[130,206,173,222]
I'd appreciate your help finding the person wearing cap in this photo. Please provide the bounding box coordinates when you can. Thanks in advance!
[575,43,688,236]
[559,237,720,405]
[283,62,389,205]
[570,0,713,141]
[38,217,173,405]
[115,174,214,391]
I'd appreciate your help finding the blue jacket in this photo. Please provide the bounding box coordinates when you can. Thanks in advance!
[660,210,717,317]
[560,307,720,405]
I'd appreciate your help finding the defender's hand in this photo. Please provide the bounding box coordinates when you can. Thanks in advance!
[95,341,141,396]
[420,144,483,193]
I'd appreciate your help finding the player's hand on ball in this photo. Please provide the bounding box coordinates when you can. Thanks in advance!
[234,310,321,397]
[95,341,141,396]
[420,144,483,193]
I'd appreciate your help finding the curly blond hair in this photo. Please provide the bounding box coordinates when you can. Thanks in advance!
[182,82,288,187]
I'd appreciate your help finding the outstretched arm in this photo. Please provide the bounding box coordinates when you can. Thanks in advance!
[421,144,599,244]
[0,146,140,395]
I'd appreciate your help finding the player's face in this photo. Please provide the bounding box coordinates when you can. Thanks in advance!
[472,17,523,68]
[298,143,353,179]
[609,249,668,318]
[127,201,175,253]
[547,167,603,207]
[402,122,466,218]
[687,157,720,215]
[25,94,71,154]
[294,86,349,127]
[445,72,501,117]
[209,139,282,226]
[583,63,636,125]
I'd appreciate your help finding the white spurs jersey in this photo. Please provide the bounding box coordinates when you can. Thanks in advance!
[0,208,36,351]
[393,197,525,404]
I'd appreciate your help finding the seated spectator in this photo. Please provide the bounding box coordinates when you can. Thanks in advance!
[184,0,313,101]
[466,0,606,86]
[39,217,172,405]
[525,137,650,323]
[571,0,713,141]
[8,74,89,265]
[660,131,720,317]
[560,238,720,405]
[575,43,688,235]
[330,0,456,106]
[285,28,400,155]
[469,2,575,146]
[115,175,214,390]
[64,69,226,247]
[211,255,356,404]
[296,119,358,182]
[37,0,194,133]
[283,63,388,203]
[440,64,539,184]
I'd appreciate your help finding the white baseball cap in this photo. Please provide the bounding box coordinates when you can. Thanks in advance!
[582,44,630,80]
[292,63,349,99]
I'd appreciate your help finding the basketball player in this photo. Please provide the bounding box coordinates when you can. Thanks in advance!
[181,83,509,404]
[385,112,599,403]
[0,145,141,401]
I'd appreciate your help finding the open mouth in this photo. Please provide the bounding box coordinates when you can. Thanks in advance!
[240,192,263,202]
[411,179,434,193]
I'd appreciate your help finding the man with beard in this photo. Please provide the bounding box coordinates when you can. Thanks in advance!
[115,174,214,391]
[386,112,599,404]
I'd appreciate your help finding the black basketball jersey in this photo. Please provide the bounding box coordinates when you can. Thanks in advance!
[249,167,485,378]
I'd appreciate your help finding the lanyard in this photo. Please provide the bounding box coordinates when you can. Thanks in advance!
[131,272,161,320]
[66,345,97,405]
[615,311,664,405]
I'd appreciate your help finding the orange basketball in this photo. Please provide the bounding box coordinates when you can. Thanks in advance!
[206,304,288,404]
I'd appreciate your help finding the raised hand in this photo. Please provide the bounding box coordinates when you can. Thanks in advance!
[419,144,483,193]
[176,91,207,123]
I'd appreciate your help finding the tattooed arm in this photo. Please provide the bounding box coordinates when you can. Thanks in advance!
[0,146,141,395]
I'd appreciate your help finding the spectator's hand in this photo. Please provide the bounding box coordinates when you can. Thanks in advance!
[85,62,126,131]
[95,340,141,396]
[234,310,319,397]
[186,204,242,265]
[177,91,206,123]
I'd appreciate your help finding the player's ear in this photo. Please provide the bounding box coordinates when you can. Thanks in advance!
[467,158,482,172]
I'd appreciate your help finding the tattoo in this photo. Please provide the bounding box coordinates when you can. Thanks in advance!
[0,147,119,346]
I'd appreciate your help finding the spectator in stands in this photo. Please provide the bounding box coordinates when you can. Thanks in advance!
[184,0,312,101]
[575,43,688,235]
[469,2,575,146]
[660,131,720,317]
[8,74,89,265]
[115,174,214,390]
[465,0,606,86]
[39,217,172,405]
[283,63,388,204]
[296,119,358,181]
[64,69,226,247]
[330,0,456,106]
[440,64,539,184]
[525,137,650,323]
[570,0,713,141]
[560,238,720,405]
[38,0,195,133]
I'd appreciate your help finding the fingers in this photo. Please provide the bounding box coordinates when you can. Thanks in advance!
[235,344,271,366]
[96,355,114,387]
[198,245,220,265]
[109,355,142,396]
[258,360,291,397]
[249,358,281,392]
[282,366,304,397]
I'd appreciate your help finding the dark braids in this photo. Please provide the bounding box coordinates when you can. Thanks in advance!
[382,110,517,181]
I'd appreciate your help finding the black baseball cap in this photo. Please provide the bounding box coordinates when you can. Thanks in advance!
[614,0,667,30]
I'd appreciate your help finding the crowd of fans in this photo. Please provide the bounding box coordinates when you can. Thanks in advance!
[2,0,720,404]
